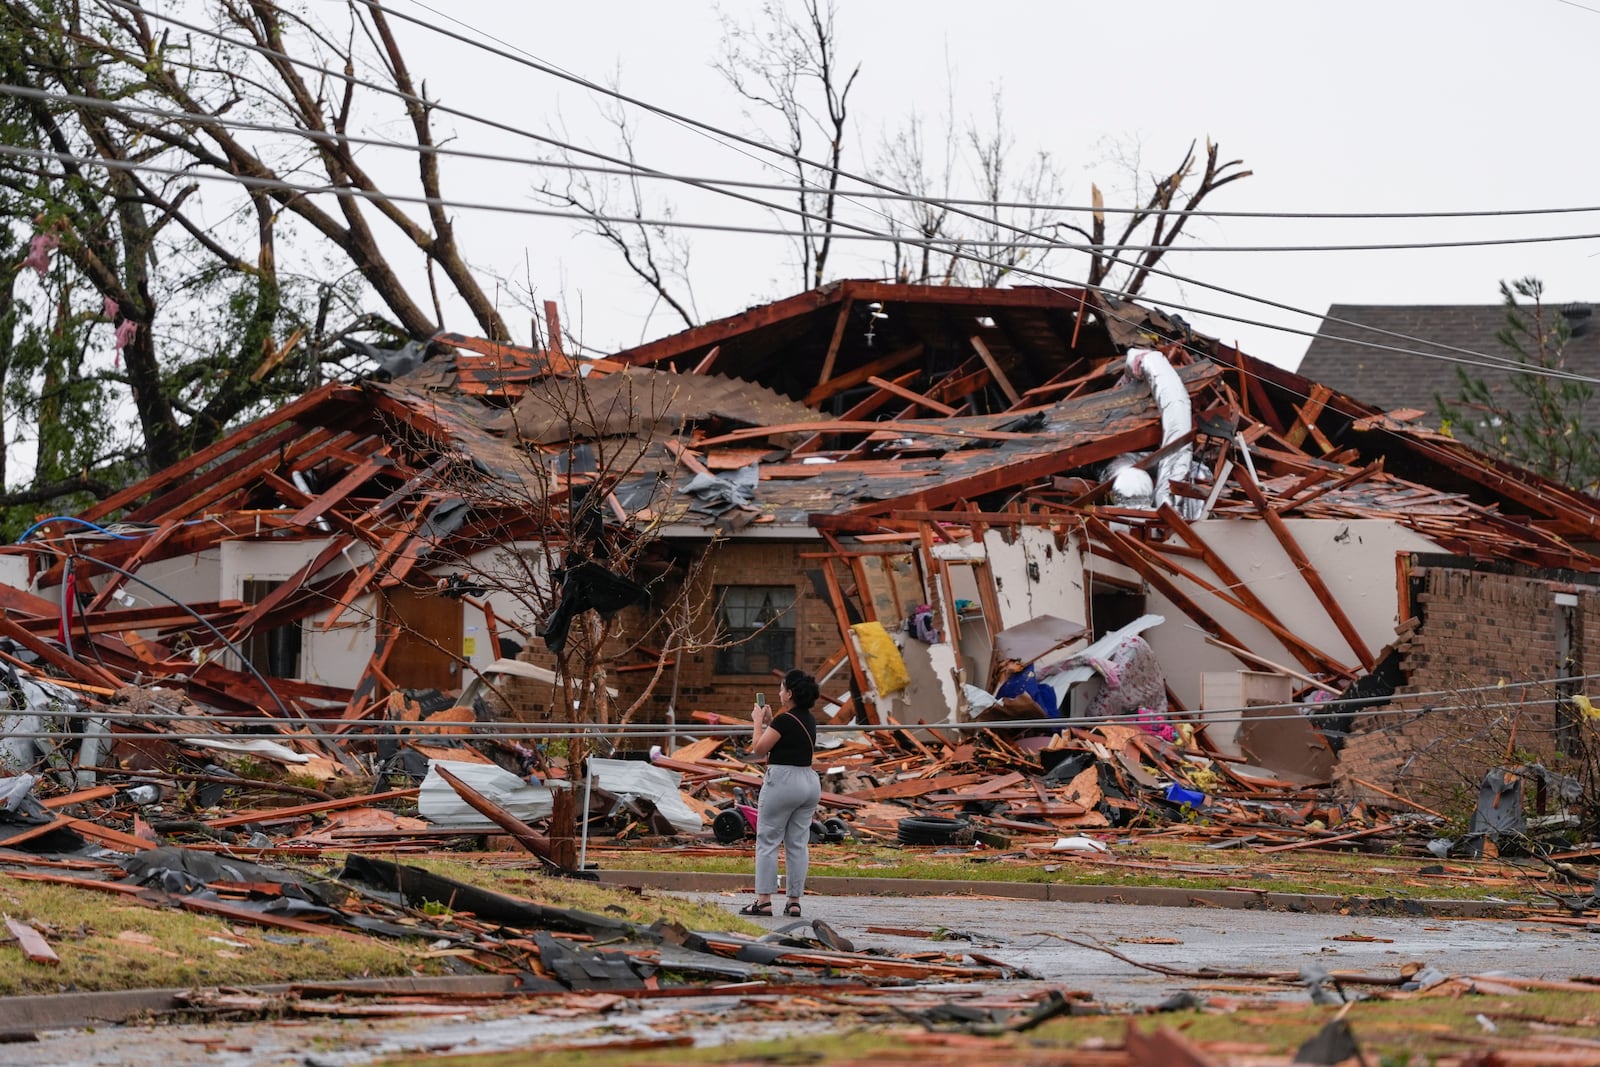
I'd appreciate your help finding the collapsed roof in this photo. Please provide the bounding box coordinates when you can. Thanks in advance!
[1,282,1598,724]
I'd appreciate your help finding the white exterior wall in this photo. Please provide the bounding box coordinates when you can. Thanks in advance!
[0,553,28,593]
[218,539,376,689]
[457,542,552,680]
[1141,518,1437,708]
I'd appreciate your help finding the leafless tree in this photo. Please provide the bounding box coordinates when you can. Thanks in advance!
[0,0,510,473]
[531,92,701,337]
[1062,138,1253,298]
[422,363,728,758]
[873,90,1057,288]
[715,0,858,291]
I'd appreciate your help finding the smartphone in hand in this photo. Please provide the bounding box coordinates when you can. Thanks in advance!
[755,692,766,707]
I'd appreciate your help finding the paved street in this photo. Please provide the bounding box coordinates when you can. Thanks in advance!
[9,893,1597,1066]
[690,890,1596,1007]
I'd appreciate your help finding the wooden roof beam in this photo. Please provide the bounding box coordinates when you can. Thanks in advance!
[803,342,924,407]
[1237,473,1376,670]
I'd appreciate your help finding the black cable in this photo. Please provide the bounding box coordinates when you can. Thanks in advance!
[50,0,1584,384]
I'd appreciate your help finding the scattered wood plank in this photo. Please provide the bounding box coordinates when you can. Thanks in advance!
[5,918,59,965]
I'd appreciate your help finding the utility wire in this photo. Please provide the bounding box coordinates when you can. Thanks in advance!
[6,139,1593,388]
[63,0,1589,387]
[10,83,1600,238]
[349,0,1600,379]
[67,0,1578,384]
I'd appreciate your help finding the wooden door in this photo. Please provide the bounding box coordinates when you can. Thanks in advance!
[382,586,464,693]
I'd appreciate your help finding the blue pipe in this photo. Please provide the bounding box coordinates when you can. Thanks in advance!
[16,516,142,543]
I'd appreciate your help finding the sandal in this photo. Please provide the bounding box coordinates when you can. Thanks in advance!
[737,899,772,916]
[784,899,802,917]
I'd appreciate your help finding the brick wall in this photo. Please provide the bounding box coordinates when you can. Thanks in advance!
[503,539,840,745]
[1336,564,1586,815]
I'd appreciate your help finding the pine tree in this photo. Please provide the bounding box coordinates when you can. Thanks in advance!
[1439,278,1600,492]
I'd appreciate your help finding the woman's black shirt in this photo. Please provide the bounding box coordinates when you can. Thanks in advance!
[767,708,817,767]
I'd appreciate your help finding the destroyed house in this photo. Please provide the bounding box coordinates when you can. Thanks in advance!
[3,282,1600,807]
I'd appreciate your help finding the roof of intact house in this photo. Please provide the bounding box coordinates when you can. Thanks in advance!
[1297,302,1600,423]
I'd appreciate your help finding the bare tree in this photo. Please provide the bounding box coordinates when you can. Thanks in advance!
[531,90,701,337]
[423,364,726,757]
[715,0,858,290]
[1062,138,1253,298]
[0,0,510,477]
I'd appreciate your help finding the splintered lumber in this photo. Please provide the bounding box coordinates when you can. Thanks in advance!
[968,335,1021,405]
[202,788,419,830]
[5,918,59,965]
[0,616,124,690]
[804,342,924,406]
[434,765,562,872]
[848,773,990,802]
[1085,517,1252,654]
[1,869,151,897]
[1349,777,1445,819]
[1158,503,1349,678]
[650,754,865,809]
[1257,823,1397,854]
[61,817,158,853]
[41,786,118,809]
[179,895,374,942]
[815,298,854,387]
[866,374,958,416]
[1200,635,1342,695]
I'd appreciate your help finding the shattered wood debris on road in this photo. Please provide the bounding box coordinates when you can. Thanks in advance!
[8,284,1600,1057]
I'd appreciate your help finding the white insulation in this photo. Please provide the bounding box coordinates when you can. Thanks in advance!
[1126,348,1199,518]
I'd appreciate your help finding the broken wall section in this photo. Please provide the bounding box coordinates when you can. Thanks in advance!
[1338,560,1600,812]
[1143,519,1434,710]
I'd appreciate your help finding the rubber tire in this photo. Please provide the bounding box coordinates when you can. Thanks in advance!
[712,810,748,845]
[896,815,971,846]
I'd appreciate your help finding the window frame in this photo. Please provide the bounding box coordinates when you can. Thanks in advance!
[713,584,798,676]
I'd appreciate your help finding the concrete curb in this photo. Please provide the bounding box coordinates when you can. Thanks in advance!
[594,869,1515,919]
[0,976,520,1040]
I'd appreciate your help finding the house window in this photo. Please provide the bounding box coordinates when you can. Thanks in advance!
[241,579,303,680]
[715,585,796,675]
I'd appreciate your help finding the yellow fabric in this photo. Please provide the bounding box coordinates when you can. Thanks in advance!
[851,621,910,695]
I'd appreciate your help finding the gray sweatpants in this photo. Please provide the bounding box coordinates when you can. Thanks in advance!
[755,763,821,897]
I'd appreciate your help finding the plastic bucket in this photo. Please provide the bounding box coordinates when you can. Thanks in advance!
[1164,783,1205,808]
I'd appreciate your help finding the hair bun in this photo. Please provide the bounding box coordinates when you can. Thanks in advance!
[783,668,820,711]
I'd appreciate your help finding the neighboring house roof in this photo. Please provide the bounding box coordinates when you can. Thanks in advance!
[1297,303,1600,422]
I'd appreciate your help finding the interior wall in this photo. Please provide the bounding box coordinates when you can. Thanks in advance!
[983,526,1086,631]
[1142,518,1437,708]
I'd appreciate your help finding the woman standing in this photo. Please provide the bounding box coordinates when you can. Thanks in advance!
[739,668,822,917]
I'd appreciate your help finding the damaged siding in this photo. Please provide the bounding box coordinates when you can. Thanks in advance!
[983,526,1085,632]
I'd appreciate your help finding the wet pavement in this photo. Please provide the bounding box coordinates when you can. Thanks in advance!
[7,893,1597,1066]
[687,890,1599,1004]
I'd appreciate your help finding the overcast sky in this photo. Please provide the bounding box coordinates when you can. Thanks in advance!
[379,0,1600,370]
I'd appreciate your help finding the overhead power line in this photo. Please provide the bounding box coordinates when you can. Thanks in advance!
[32,0,1595,385]
[350,0,1600,379]
[7,139,1594,387]
[11,82,1600,241]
